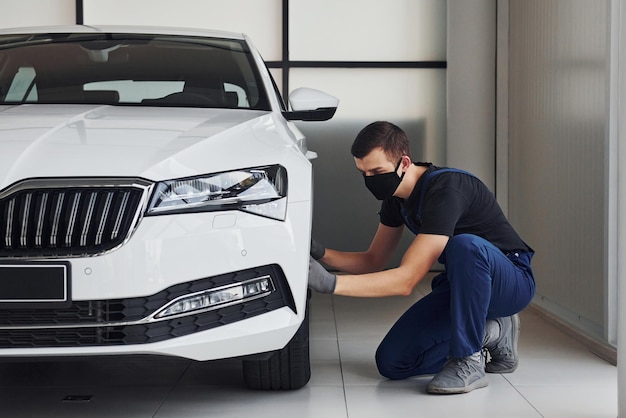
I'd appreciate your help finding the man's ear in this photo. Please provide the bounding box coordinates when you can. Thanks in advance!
[400,155,411,171]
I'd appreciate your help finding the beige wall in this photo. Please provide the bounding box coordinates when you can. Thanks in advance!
[0,0,74,28]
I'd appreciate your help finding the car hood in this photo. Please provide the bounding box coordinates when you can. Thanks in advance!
[0,104,295,190]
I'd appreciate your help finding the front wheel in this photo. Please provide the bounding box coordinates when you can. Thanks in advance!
[242,302,310,390]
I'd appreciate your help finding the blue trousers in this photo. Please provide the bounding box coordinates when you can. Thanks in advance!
[375,234,535,379]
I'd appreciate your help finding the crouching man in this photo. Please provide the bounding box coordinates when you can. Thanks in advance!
[309,121,535,394]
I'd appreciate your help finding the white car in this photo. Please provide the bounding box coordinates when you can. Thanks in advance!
[0,25,338,390]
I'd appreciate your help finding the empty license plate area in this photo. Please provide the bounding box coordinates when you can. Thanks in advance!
[0,262,70,308]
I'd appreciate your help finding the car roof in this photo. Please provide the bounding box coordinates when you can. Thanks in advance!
[0,25,246,40]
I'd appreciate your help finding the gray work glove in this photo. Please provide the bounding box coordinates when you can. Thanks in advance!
[310,238,326,260]
[308,257,336,294]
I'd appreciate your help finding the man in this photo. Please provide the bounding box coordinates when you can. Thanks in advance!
[309,121,535,394]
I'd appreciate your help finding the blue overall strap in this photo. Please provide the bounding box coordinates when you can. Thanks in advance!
[416,168,475,220]
[400,168,475,234]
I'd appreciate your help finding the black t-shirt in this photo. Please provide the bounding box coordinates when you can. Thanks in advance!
[379,163,531,253]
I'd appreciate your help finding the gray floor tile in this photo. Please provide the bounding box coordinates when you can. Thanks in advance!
[0,281,618,418]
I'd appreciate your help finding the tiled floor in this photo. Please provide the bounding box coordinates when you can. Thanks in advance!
[0,275,618,417]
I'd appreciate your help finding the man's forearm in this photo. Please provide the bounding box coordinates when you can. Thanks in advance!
[331,233,448,297]
[320,248,387,275]
[333,266,423,297]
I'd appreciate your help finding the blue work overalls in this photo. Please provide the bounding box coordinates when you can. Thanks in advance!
[375,169,536,379]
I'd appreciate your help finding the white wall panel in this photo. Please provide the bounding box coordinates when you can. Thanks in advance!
[83,0,282,60]
[290,0,446,61]
[0,0,74,29]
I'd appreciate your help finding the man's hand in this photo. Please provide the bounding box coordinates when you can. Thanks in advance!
[308,257,336,294]
[310,238,326,260]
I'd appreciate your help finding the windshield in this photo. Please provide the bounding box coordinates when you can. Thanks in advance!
[0,32,271,110]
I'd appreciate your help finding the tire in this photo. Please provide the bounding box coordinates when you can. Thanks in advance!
[242,302,311,390]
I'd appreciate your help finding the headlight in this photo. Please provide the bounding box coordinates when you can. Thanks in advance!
[146,165,288,220]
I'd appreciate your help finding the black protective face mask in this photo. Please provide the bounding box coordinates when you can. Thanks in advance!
[363,159,404,200]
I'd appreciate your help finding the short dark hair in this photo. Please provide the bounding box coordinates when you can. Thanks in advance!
[351,121,411,161]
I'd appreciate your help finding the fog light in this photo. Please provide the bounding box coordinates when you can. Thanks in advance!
[155,276,274,319]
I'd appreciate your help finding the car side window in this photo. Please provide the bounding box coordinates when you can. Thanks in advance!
[5,66,37,102]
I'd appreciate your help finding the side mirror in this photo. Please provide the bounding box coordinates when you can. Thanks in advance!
[283,88,339,121]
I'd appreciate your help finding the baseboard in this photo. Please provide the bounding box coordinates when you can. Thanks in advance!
[528,303,617,366]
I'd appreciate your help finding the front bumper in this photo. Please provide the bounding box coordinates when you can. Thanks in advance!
[0,202,311,361]
[0,264,294,347]
[0,307,301,361]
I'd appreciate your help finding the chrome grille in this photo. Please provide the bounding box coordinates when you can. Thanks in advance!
[0,179,151,257]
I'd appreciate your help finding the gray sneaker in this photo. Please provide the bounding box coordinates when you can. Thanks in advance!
[426,352,487,394]
[483,314,520,373]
